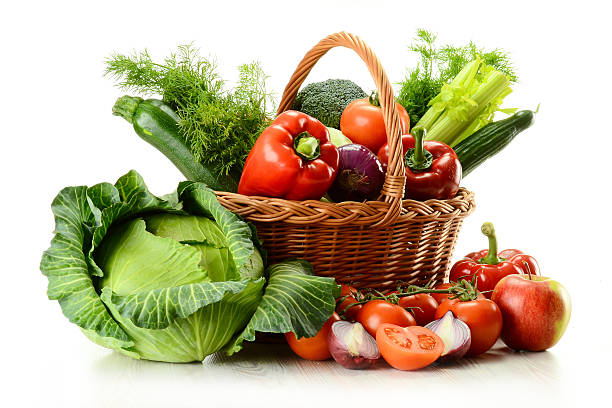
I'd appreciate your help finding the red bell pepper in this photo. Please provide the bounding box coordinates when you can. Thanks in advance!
[449,222,540,298]
[377,127,461,200]
[238,110,339,200]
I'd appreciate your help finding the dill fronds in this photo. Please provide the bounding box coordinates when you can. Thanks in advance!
[105,45,274,177]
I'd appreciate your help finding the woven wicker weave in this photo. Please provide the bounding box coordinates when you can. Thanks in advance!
[216,32,475,290]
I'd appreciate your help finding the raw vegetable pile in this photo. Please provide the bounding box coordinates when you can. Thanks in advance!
[288,222,571,370]
[104,31,534,202]
[40,30,571,369]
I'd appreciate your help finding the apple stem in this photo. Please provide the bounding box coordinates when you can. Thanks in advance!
[524,261,533,280]
[480,222,503,265]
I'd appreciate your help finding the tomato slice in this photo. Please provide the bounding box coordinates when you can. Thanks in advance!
[376,324,444,370]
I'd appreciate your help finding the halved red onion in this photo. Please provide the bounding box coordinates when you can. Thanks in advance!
[424,311,471,362]
[328,321,380,369]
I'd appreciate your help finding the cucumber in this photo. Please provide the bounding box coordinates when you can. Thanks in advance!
[112,95,238,192]
[453,110,535,177]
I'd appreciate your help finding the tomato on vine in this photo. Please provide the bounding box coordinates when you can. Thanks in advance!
[394,292,439,326]
[336,284,362,320]
[356,300,416,337]
[435,298,502,356]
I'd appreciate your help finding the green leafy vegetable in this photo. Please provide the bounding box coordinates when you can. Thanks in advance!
[105,45,274,179]
[397,29,517,128]
[226,260,341,355]
[40,170,338,362]
[417,57,515,147]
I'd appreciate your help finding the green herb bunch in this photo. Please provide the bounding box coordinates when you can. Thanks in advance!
[105,45,274,178]
[397,29,517,128]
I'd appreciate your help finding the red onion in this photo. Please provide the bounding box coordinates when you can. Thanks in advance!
[327,144,384,202]
[328,321,380,369]
[424,311,471,362]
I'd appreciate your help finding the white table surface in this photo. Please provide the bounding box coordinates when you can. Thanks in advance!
[2,1,610,407]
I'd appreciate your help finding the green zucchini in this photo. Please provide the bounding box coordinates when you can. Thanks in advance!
[112,95,238,192]
[453,110,535,177]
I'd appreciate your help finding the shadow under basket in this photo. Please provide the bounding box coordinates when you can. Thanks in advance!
[215,32,475,290]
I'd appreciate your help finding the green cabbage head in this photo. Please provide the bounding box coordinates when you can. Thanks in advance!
[40,171,338,362]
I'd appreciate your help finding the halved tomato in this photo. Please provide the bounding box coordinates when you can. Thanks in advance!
[376,324,444,370]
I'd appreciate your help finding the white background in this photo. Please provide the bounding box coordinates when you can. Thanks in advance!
[2,0,610,407]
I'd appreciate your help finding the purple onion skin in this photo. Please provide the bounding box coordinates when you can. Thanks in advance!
[425,311,471,363]
[328,341,379,369]
[327,144,384,202]
[328,321,380,369]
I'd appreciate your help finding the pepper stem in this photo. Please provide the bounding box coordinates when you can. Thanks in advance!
[412,127,426,167]
[404,126,433,172]
[480,222,502,265]
[294,132,321,161]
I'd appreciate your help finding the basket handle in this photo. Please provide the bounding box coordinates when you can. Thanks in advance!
[277,32,405,227]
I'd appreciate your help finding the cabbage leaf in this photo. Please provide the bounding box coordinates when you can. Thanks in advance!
[40,170,339,362]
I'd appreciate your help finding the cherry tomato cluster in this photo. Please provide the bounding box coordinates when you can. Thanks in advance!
[285,281,503,371]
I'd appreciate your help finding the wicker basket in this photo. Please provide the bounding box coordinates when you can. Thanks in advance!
[216,32,475,290]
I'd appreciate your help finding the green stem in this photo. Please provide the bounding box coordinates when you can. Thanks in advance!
[369,91,380,107]
[405,127,433,172]
[338,281,479,315]
[412,127,426,167]
[112,95,144,124]
[480,222,502,265]
[293,132,320,161]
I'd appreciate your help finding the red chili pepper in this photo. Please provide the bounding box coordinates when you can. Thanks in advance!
[238,110,339,200]
[449,222,540,298]
[377,127,461,200]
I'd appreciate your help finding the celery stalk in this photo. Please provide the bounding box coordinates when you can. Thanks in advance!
[426,71,510,145]
[452,87,514,146]
[416,59,482,131]
[417,58,513,147]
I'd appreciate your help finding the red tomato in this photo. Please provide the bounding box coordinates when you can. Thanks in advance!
[336,285,362,320]
[376,324,444,370]
[430,282,453,304]
[340,98,410,154]
[285,313,341,360]
[435,298,502,356]
[356,300,416,337]
[396,293,439,326]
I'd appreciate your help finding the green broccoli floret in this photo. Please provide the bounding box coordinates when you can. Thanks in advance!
[293,79,367,129]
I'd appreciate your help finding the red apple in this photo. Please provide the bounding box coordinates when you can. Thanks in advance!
[492,274,571,351]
